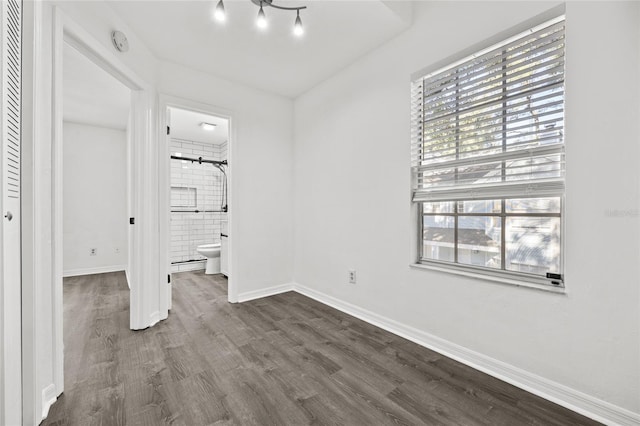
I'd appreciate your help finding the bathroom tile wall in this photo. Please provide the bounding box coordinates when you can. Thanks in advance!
[170,138,228,268]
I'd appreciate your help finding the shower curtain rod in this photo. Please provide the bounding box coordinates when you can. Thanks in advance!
[170,155,228,166]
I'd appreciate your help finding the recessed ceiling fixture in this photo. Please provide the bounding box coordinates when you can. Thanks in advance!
[213,0,307,37]
[200,122,217,131]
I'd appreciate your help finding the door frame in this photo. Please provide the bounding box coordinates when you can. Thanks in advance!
[48,5,157,413]
[159,95,237,302]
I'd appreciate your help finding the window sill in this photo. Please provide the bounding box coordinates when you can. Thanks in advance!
[410,262,566,294]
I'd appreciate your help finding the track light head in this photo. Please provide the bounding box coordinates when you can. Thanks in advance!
[293,10,303,36]
[256,2,267,29]
[214,0,226,21]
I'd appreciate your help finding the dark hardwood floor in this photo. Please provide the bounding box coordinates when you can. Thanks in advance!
[42,271,599,426]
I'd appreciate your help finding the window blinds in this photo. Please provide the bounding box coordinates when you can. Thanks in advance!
[411,18,565,202]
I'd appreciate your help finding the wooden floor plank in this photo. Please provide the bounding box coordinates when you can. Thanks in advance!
[42,270,601,426]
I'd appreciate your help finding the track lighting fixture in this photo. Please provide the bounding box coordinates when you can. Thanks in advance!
[213,0,307,36]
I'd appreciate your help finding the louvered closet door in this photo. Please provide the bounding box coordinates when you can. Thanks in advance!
[1,0,22,424]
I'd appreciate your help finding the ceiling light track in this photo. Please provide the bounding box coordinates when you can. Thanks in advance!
[254,0,306,12]
[214,0,307,37]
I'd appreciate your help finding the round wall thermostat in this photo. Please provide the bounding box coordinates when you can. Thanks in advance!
[111,30,129,52]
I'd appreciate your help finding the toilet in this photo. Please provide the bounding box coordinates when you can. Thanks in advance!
[196,243,221,274]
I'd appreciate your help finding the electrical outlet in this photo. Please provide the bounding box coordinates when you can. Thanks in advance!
[348,269,356,284]
[90,248,97,256]
[115,248,120,254]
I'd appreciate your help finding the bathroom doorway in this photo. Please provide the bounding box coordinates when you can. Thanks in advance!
[165,105,231,303]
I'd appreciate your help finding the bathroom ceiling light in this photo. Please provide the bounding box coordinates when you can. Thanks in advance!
[200,122,217,131]
[213,0,307,36]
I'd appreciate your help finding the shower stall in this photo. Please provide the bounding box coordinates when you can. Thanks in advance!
[170,138,228,272]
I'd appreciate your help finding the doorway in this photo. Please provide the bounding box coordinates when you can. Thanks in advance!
[61,43,131,279]
[169,107,229,273]
[48,11,159,415]
[159,98,235,305]
[56,39,132,402]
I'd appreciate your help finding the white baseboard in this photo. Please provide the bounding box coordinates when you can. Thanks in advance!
[292,283,640,426]
[41,383,57,420]
[63,264,126,278]
[237,283,294,303]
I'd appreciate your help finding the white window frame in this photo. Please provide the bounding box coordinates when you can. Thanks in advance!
[410,8,566,291]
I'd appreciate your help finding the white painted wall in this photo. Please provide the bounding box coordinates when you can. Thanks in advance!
[159,62,295,299]
[53,2,158,86]
[62,122,127,276]
[293,0,640,419]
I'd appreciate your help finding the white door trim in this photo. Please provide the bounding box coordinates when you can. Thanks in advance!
[20,1,36,422]
[159,94,237,303]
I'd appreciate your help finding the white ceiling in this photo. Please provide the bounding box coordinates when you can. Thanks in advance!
[169,107,229,145]
[63,43,131,130]
[107,0,413,98]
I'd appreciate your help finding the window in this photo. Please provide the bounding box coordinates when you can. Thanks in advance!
[411,16,565,287]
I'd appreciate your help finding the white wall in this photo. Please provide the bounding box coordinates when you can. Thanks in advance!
[62,122,127,276]
[293,0,640,420]
[159,62,295,298]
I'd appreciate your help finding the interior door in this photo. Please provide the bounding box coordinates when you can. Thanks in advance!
[1,0,23,424]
